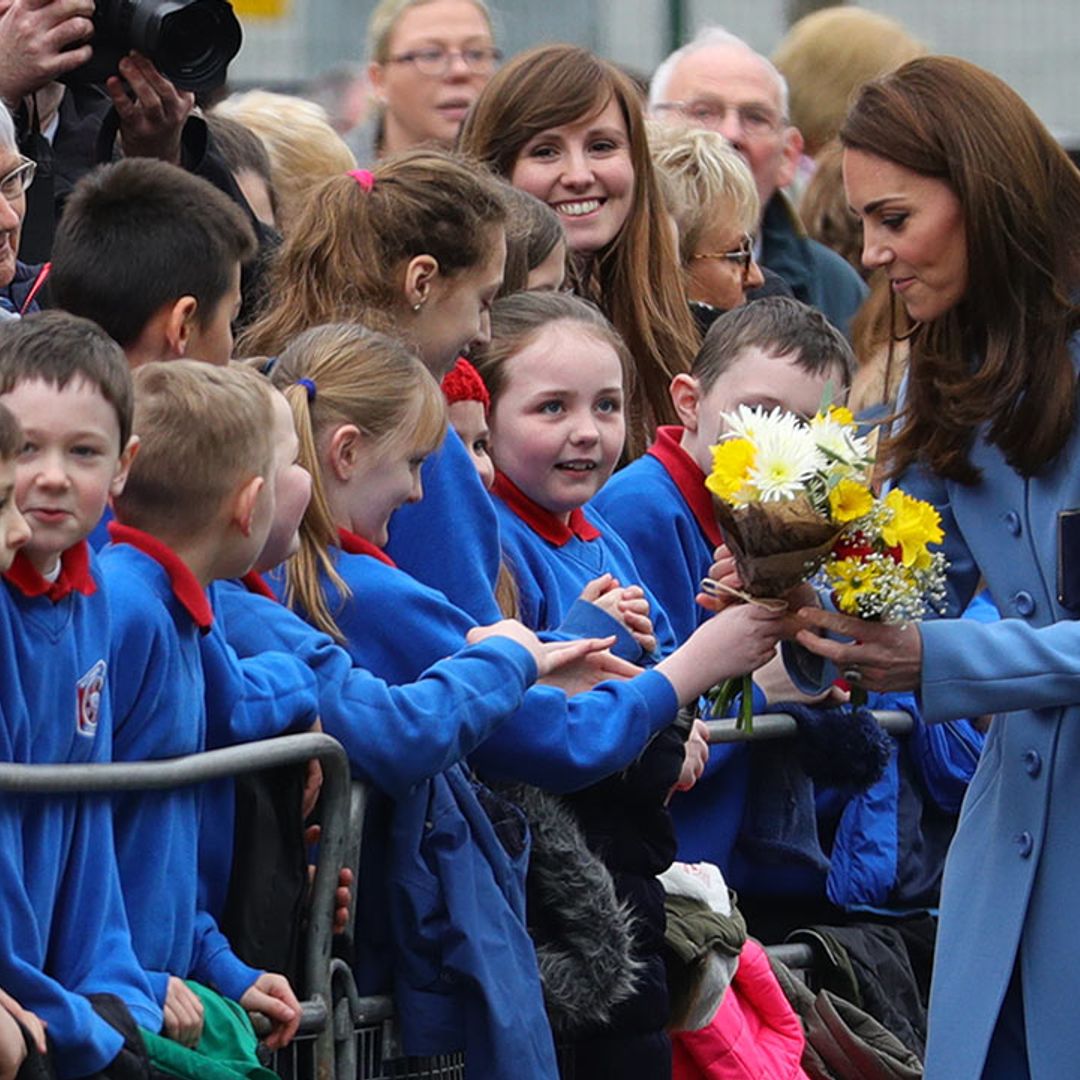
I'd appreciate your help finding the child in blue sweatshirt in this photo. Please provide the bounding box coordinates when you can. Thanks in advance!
[263,321,784,1078]
[589,298,856,878]
[472,289,714,1078]
[98,360,321,1058]
[236,152,511,624]
[0,401,49,1078]
[215,359,600,801]
[0,312,164,1079]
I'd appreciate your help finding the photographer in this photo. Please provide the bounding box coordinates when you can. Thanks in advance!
[0,0,268,301]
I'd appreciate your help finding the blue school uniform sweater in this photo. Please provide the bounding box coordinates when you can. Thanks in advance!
[491,473,677,663]
[269,533,562,1077]
[213,571,540,798]
[0,544,162,1079]
[385,427,503,625]
[590,430,753,872]
[590,426,720,647]
[267,529,679,792]
[99,526,264,1006]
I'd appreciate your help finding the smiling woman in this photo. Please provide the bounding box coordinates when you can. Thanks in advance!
[459,44,699,459]
[790,56,1080,1080]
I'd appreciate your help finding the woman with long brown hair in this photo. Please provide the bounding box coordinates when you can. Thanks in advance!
[459,44,699,459]
[793,56,1080,1079]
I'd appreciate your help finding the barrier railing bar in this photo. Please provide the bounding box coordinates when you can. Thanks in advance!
[705,710,914,744]
[0,732,350,1079]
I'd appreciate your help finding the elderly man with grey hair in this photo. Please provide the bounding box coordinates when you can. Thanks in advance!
[650,27,866,336]
[0,106,45,319]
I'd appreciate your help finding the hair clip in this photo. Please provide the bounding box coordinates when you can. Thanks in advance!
[296,377,317,402]
[348,169,375,192]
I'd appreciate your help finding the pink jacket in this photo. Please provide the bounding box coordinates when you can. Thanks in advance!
[673,938,810,1079]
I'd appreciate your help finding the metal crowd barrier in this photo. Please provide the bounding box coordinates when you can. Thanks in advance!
[705,709,914,743]
[0,731,350,1080]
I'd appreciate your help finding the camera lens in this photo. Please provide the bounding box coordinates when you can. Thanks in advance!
[130,0,242,91]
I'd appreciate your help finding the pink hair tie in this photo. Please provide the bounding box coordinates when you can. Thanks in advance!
[349,169,375,192]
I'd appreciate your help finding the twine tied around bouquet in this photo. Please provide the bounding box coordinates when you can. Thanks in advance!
[699,576,789,612]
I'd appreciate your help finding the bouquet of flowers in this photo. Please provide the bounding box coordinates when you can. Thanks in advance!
[702,403,946,726]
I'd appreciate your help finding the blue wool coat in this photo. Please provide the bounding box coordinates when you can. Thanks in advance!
[899,335,1080,1079]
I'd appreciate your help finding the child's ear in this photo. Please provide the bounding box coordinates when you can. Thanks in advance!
[109,436,140,500]
[232,475,266,537]
[670,373,703,431]
[403,255,440,312]
[163,296,200,359]
[327,424,364,482]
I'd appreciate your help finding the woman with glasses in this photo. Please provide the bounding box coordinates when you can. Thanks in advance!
[647,122,768,335]
[459,43,700,460]
[355,0,500,162]
[792,56,1080,1080]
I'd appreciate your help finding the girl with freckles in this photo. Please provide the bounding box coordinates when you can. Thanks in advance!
[473,291,729,1078]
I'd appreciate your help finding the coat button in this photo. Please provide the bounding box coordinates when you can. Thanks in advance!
[1015,831,1034,858]
[1022,749,1042,777]
[1003,511,1022,536]
[1013,591,1036,617]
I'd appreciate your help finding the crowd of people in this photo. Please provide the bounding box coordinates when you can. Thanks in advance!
[0,0,1077,1078]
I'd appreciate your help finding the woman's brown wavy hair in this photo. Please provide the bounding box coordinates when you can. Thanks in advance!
[459,44,698,459]
[840,56,1080,483]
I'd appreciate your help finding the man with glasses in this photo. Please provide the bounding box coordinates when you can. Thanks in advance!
[0,106,46,319]
[650,28,866,336]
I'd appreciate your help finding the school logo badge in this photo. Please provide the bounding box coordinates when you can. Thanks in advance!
[76,659,107,738]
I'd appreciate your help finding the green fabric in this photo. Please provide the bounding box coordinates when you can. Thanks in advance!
[140,981,276,1080]
[664,892,747,965]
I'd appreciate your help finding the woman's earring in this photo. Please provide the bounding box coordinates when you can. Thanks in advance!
[413,301,423,312]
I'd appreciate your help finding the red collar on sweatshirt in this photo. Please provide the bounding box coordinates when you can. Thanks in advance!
[241,570,278,600]
[337,527,397,567]
[647,426,724,549]
[107,522,213,631]
[4,540,97,602]
[491,471,601,547]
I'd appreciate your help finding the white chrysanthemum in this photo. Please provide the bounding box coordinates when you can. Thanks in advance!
[748,418,825,502]
[725,404,806,444]
[812,416,872,468]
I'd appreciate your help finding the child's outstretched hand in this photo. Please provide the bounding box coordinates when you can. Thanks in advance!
[657,602,786,705]
[696,543,744,613]
[580,574,658,655]
[241,973,301,1050]
[466,619,609,677]
[671,718,710,796]
[163,976,204,1049]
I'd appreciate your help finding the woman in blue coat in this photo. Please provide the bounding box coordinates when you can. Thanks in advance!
[792,57,1080,1079]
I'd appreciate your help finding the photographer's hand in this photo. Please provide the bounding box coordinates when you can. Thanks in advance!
[0,0,95,106]
[107,51,194,164]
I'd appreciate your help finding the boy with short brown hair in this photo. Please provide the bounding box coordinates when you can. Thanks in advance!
[0,310,162,1078]
[100,360,321,1057]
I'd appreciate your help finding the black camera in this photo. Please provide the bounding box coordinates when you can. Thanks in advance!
[63,0,243,94]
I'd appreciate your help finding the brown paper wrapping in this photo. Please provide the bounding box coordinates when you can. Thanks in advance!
[713,495,840,598]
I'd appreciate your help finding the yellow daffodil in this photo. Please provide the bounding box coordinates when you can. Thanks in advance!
[829,479,874,523]
[813,404,855,428]
[706,438,756,503]
[881,488,944,567]
[829,557,882,614]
